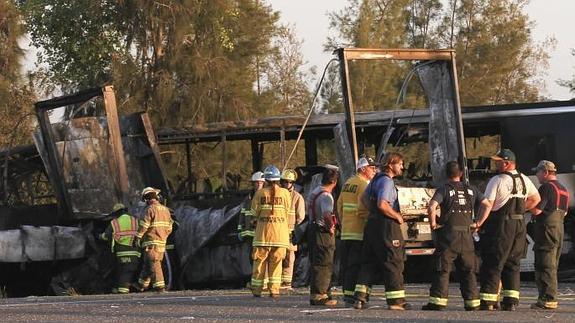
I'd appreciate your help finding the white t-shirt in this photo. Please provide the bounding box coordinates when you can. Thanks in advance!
[484,170,538,211]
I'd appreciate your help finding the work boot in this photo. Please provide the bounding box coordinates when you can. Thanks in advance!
[465,306,480,311]
[421,303,445,311]
[500,303,517,311]
[154,287,166,293]
[388,302,412,311]
[270,293,280,299]
[353,300,368,310]
[280,282,293,290]
[133,283,146,293]
[479,300,497,311]
[343,296,355,308]
[530,300,558,310]
[310,298,338,306]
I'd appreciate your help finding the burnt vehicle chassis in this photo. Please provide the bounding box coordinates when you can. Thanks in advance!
[0,86,170,296]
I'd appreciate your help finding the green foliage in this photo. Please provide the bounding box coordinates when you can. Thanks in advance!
[18,1,316,127]
[326,0,427,112]
[440,0,553,105]
[20,0,121,91]
[327,0,553,107]
[0,0,35,148]
[260,24,314,116]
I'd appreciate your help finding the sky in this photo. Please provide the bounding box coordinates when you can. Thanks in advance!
[268,0,575,101]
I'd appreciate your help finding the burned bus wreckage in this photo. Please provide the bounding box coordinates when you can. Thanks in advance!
[1,48,575,296]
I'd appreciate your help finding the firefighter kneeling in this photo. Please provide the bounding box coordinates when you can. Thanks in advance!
[422,161,488,311]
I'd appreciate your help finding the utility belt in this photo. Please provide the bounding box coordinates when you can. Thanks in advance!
[437,224,474,232]
[508,214,524,220]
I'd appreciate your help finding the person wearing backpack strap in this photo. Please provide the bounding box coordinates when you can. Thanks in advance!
[475,149,540,311]
[353,152,411,311]
[422,161,489,311]
[308,166,339,306]
[530,160,570,310]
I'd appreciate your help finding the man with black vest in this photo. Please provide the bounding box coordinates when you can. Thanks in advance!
[530,160,570,310]
[475,149,540,311]
[422,161,489,311]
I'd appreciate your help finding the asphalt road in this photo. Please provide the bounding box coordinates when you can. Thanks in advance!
[2,283,574,322]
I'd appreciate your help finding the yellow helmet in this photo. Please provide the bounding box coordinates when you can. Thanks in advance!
[112,203,126,213]
[281,169,297,182]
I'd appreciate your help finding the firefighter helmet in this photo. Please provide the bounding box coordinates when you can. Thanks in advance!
[281,169,297,182]
[250,171,265,182]
[112,203,126,213]
[141,187,160,199]
[263,165,281,181]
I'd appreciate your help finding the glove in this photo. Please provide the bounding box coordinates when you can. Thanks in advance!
[133,237,141,248]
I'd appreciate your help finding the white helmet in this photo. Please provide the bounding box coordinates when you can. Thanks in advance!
[250,171,265,182]
[141,187,160,199]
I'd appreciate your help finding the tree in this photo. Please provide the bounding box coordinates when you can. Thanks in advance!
[0,0,35,148]
[437,0,554,105]
[558,49,575,96]
[327,0,553,107]
[326,0,423,112]
[20,0,121,91]
[19,0,282,126]
[259,24,313,116]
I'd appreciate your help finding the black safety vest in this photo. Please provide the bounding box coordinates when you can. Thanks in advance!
[500,171,527,218]
[439,182,474,227]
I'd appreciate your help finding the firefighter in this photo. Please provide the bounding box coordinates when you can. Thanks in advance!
[353,152,411,310]
[238,171,266,242]
[308,166,339,306]
[250,165,291,298]
[99,203,141,294]
[422,161,489,311]
[475,149,540,311]
[134,187,174,293]
[530,160,570,310]
[279,168,305,289]
[337,157,377,305]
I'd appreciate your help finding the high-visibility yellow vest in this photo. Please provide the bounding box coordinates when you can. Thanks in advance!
[103,214,140,258]
[251,185,291,248]
[337,174,369,241]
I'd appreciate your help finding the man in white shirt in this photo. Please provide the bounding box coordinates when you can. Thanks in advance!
[475,149,541,311]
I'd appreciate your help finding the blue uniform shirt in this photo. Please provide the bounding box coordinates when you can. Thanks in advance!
[366,174,400,212]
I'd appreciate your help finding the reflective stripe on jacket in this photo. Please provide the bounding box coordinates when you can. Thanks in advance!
[251,185,291,248]
[337,174,369,240]
[137,201,173,248]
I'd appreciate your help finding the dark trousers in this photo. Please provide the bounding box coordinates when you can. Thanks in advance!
[480,218,526,306]
[116,256,139,293]
[534,215,564,302]
[340,240,363,300]
[355,216,405,305]
[309,229,335,300]
[429,246,478,307]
